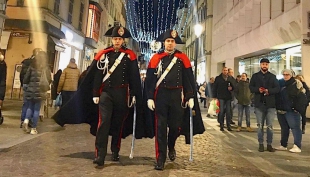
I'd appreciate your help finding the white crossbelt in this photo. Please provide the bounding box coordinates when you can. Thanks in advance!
[102,52,126,83]
[155,56,178,88]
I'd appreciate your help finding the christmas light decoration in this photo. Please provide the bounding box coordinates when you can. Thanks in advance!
[122,0,194,59]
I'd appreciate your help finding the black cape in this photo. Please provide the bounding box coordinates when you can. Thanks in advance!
[52,60,154,139]
[143,53,205,144]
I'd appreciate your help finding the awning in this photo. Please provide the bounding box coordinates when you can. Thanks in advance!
[4,19,65,39]
[84,37,97,49]
[50,36,66,52]
[0,31,11,49]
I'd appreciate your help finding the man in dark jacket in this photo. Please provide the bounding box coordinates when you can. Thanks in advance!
[213,67,234,131]
[19,48,42,127]
[0,53,7,123]
[249,58,280,152]
[228,68,237,125]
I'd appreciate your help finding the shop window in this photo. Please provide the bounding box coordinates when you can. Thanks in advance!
[79,2,84,31]
[86,4,101,42]
[17,0,24,7]
[68,0,74,24]
[54,0,60,14]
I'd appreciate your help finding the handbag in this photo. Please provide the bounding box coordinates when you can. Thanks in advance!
[55,93,62,107]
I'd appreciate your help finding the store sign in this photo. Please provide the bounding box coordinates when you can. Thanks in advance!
[11,32,30,38]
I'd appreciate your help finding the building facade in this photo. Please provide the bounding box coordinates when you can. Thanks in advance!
[4,0,89,98]
[183,0,213,84]
[211,0,308,78]
[211,0,310,116]
[0,0,8,50]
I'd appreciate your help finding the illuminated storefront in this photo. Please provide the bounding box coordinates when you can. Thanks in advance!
[239,46,301,79]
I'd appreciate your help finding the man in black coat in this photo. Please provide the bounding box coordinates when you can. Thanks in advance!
[249,58,280,152]
[0,53,7,123]
[212,67,234,131]
[53,26,152,168]
[145,30,205,171]
[91,26,143,167]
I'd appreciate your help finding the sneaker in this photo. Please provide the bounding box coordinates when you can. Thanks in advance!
[246,127,254,132]
[220,127,224,131]
[227,127,232,131]
[30,128,38,135]
[289,145,301,153]
[23,119,29,132]
[230,121,236,125]
[236,127,241,132]
[275,146,287,151]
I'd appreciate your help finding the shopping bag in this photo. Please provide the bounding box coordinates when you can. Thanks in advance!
[208,99,219,116]
[55,94,62,107]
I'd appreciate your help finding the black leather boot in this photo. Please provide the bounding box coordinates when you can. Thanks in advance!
[168,149,176,161]
[154,161,164,171]
[93,156,104,166]
[258,144,264,152]
[267,145,275,152]
[112,152,119,161]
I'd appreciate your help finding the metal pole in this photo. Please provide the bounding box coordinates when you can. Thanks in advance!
[194,38,198,82]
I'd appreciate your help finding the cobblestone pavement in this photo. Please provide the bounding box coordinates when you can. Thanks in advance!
[0,122,269,177]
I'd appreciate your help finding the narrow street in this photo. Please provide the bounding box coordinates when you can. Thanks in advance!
[0,100,309,177]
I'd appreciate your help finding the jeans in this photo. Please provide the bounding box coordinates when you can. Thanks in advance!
[218,99,232,128]
[255,106,275,145]
[21,95,28,122]
[25,99,42,128]
[238,104,250,127]
[277,111,302,148]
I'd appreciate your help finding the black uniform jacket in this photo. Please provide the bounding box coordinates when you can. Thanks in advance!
[52,46,154,139]
[144,50,205,144]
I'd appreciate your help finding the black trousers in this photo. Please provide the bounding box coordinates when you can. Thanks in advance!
[300,105,308,126]
[95,87,128,160]
[154,88,184,164]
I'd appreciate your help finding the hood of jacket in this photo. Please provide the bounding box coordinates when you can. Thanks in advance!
[67,62,77,69]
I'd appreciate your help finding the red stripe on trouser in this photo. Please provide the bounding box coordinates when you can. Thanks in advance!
[116,86,129,149]
[95,109,102,157]
[154,88,159,161]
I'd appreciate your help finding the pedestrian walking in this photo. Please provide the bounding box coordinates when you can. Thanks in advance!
[199,82,207,108]
[206,77,215,117]
[0,53,7,124]
[51,69,62,107]
[228,68,237,125]
[22,51,52,134]
[57,58,80,106]
[145,29,205,170]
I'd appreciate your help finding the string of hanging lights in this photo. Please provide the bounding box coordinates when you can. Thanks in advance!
[122,0,193,59]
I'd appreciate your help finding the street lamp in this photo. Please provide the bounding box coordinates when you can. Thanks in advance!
[194,24,203,82]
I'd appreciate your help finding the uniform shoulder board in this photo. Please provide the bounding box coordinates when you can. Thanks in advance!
[157,49,164,54]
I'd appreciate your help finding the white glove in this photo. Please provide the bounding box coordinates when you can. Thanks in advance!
[188,98,194,108]
[132,96,136,104]
[147,99,155,111]
[93,97,99,104]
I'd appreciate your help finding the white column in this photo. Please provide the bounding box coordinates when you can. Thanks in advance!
[205,0,213,81]
[301,0,310,117]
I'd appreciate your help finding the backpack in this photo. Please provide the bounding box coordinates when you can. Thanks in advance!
[40,68,50,92]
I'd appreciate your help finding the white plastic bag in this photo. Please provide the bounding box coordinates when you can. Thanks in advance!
[208,99,219,116]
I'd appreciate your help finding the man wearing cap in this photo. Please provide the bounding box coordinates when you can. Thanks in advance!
[145,30,205,170]
[249,58,280,152]
[89,26,144,167]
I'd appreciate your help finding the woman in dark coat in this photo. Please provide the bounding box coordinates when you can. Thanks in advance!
[51,69,62,102]
[0,53,7,123]
[22,51,52,134]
